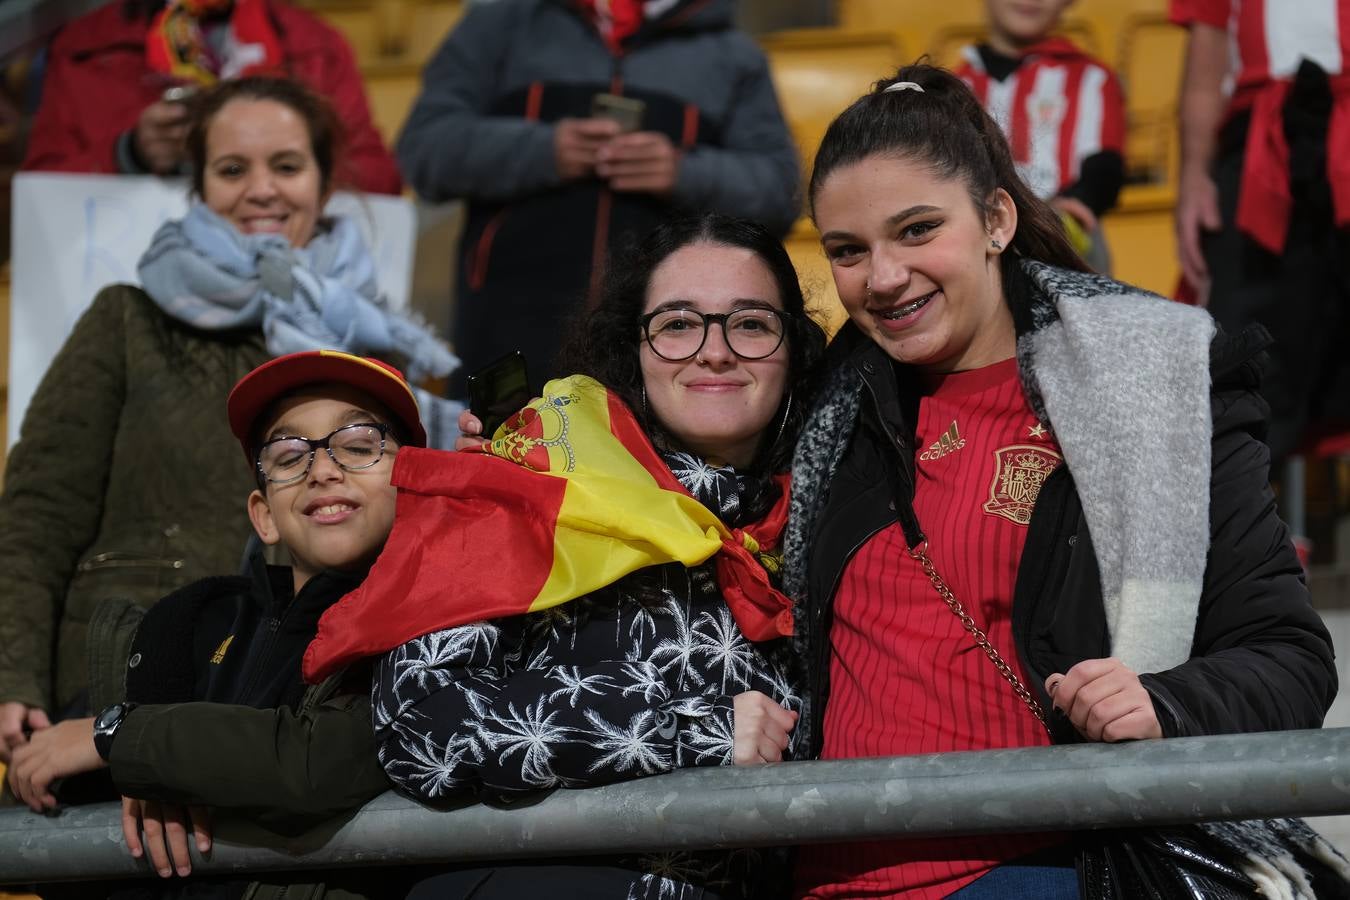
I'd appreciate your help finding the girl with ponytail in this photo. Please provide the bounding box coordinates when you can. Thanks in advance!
[784,65,1340,898]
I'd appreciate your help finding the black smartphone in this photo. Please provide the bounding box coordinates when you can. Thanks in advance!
[591,92,646,132]
[467,351,532,437]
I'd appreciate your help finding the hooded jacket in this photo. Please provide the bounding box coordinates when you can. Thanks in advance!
[396,0,800,387]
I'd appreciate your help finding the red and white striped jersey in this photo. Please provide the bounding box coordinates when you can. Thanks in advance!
[954,38,1126,201]
[1171,0,1350,98]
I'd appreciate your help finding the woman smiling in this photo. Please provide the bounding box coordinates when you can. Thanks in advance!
[786,65,1341,899]
[299,213,827,899]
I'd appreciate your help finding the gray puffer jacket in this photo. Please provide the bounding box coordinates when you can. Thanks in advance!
[397,0,800,386]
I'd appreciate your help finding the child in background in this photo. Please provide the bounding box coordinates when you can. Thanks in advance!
[954,0,1126,270]
[7,350,422,898]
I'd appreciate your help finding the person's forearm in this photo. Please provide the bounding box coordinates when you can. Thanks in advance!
[110,699,387,828]
[1178,22,1230,177]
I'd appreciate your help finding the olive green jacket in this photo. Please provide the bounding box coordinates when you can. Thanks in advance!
[0,284,269,712]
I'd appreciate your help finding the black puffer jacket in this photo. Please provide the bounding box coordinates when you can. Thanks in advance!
[786,291,1336,757]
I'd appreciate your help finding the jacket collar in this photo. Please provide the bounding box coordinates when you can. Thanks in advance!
[246,548,364,634]
[555,0,732,48]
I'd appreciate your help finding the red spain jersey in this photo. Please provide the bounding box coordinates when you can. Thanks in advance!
[1170,0,1350,101]
[954,38,1125,201]
[794,358,1061,900]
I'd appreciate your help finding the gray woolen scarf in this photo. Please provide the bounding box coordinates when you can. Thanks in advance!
[138,203,463,448]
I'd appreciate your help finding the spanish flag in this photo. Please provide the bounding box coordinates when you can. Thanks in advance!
[302,375,793,683]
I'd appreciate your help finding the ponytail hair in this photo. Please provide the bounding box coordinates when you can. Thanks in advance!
[808,64,1089,305]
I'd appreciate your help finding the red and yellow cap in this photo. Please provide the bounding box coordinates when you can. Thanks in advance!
[227,350,427,461]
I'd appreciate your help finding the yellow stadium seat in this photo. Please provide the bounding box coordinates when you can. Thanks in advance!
[836,0,984,29]
[760,28,905,184]
[297,0,399,66]
[785,222,847,337]
[300,0,461,65]
[362,62,424,146]
[1074,0,1170,68]
[1117,12,1186,185]
[1103,184,1179,297]
[398,0,465,65]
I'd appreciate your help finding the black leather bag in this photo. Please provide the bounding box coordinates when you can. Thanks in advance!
[1078,827,1258,899]
[1077,820,1350,900]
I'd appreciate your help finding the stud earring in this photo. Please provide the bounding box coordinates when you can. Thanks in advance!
[990,239,1003,250]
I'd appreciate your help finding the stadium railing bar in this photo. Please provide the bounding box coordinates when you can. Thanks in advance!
[3,728,1349,884]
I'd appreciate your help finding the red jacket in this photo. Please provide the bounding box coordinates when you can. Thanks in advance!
[23,0,401,195]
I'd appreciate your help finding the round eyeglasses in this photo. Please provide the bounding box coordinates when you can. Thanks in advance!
[640,307,789,362]
[256,422,393,486]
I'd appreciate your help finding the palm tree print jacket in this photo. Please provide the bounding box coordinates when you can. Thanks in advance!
[371,554,799,898]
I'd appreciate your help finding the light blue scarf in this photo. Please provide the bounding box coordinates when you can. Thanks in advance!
[138,203,462,446]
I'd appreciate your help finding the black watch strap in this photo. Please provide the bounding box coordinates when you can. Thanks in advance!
[93,702,137,762]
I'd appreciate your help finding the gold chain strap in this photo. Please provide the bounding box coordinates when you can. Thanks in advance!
[907,539,1049,729]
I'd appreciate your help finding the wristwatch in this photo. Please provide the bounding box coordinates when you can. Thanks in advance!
[92,702,137,762]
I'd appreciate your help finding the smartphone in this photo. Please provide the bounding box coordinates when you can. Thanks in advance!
[161,84,198,104]
[591,93,646,133]
[467,351,532,437]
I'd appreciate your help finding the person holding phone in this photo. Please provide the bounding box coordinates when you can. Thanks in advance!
[397,0,800,394]
[22,0,401,194]
[300,213,827,899]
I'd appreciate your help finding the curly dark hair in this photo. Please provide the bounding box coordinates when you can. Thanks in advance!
[809,64,1090,333]
[558,213,828,475]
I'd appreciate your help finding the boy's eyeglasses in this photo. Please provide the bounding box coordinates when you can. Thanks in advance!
[640,308,789,362]
[256,422,394,486]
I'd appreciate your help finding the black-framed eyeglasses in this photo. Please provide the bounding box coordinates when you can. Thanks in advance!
[640,307,789,362]
[256,422,394,486]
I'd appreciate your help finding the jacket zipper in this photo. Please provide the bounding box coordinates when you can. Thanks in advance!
[234,614,283,706]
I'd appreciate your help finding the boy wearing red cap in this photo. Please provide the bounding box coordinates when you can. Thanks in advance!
[7,350,423,896]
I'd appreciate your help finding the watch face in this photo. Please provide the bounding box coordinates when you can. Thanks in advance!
[96,705,122,730]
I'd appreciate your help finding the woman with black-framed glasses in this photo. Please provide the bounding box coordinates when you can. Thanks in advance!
[304,213,828,900]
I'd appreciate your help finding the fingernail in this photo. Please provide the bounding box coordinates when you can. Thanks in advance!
[130,847,142,858]
[198,838,211,852]
[177,865,191,877]
[158,868,171,878]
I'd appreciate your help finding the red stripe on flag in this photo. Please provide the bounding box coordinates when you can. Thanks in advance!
[302,447,568,683]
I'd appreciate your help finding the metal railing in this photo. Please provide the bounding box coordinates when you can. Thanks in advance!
[3,727,1348,884]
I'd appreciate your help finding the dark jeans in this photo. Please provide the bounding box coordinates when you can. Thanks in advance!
[947,861,1079,898]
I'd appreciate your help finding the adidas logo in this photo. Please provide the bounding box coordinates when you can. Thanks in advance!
[210,635,234,665]
[919,421,966,460]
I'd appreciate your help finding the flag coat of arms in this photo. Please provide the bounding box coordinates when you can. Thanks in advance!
[303,375,793,683]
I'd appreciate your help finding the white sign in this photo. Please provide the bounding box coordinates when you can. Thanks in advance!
[8,172,416,447]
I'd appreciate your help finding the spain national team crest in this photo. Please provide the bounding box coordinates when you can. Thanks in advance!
[983,444,1063,526]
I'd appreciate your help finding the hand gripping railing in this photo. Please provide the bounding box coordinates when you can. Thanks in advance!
[3,728,1349,884]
